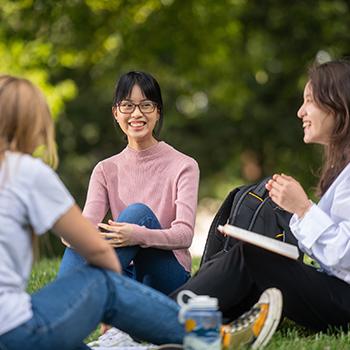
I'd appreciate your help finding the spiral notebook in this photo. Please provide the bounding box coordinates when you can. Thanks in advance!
[218,224,299,260]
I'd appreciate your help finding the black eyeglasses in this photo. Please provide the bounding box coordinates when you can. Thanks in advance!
[117,100,157,114]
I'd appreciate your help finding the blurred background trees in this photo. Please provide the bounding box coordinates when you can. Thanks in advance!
[1,0,350,255]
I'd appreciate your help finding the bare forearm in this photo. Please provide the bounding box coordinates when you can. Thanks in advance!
[83,245,121,273]
[54,204,121,273]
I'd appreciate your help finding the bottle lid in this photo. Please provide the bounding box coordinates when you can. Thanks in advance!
[178,294,219,323]
[186,295,218,309]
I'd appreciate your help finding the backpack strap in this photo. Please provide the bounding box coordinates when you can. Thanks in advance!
[223,184,257,251]
[223,177,271,251]
[200,188,240,265]
[251,177,271,197]
[246,177,272,231]
[248,197,271,231]
[227,185,256,225]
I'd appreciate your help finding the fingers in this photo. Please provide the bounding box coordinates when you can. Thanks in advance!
[268,173,296,188]
[99,231,118,239]
[272,174,288,186]
[266,175,284,193]
[108,236,128,247]
[109,242,127,248]
[98,230,126,245]
[281,173,294,181]
[108,220,126,226]
[98,222,126,232]
[98,223,116,232]
[98,222,131,246]
[266,174,293,205]
[105,237,127,247]
[265,179,273,190]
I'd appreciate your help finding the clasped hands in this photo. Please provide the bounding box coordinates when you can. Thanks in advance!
[266,173,312,219]
[98,220,135,247]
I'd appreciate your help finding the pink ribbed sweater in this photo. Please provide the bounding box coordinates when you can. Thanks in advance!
[82,141,200,272]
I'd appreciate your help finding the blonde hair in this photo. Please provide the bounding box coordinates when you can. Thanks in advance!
[0,75,58,168]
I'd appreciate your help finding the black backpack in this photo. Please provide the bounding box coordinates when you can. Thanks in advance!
[200,177,301,266]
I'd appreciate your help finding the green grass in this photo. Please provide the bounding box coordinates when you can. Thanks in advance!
[27,258,61,293]
[28,258,350,348]
[264,328,350,349]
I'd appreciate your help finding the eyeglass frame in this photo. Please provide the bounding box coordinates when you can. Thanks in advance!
[116,100,158,114]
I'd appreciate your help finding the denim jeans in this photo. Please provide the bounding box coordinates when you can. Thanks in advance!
[0,266,184,350]
[58,203,190,295]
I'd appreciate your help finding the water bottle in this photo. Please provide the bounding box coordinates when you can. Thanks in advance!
[177,290,222,350]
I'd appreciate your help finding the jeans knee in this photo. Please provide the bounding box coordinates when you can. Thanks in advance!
[118,203,152,219]
[117,203,160,229]
[126,203,152,214]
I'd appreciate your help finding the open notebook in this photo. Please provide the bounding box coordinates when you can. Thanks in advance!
[218,224,299,260]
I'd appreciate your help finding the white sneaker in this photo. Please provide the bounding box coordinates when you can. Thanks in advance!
[221,288,283,349]
[87,327,152,349]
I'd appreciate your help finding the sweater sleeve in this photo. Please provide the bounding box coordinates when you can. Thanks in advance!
[130,159,200,250]
[82,163,110,226]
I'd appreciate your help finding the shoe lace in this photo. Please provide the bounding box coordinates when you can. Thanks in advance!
[230,305,262,332]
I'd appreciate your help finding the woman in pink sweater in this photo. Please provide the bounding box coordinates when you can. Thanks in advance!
[59,71,200,295]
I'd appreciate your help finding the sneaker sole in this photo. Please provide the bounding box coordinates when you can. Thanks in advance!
[251,288,283,349]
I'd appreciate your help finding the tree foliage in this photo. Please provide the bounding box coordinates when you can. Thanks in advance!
[2,0,350,207]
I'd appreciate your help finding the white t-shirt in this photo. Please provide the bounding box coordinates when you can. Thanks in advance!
[0,152,74,335]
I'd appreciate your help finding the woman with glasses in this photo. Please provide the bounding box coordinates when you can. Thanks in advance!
[59,71,199,296]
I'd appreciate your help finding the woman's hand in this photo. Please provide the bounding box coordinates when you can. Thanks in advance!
[98,220,136,247]
[266,174,312,218]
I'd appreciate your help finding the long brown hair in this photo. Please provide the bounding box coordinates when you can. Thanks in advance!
[308,60,350,196]
[0,75,58,168]
[0,75,58,260]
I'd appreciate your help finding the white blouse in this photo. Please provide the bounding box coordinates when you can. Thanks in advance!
[290,162,350,284]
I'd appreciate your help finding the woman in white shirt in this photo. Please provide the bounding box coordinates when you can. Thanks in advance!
[173,59,350,332]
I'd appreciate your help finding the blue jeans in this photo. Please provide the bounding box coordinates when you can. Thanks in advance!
[58,203,190,295]
[0,266,184,350]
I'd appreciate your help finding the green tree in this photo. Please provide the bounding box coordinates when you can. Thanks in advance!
[1,0,350,255]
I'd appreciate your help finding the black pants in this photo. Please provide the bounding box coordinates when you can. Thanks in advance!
[171,242,350,331]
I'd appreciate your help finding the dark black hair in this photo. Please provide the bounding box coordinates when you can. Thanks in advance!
[112,71,163,138]
[308,59,350,196]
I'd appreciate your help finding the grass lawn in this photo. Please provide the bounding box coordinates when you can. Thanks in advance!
[28,258,350,349]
